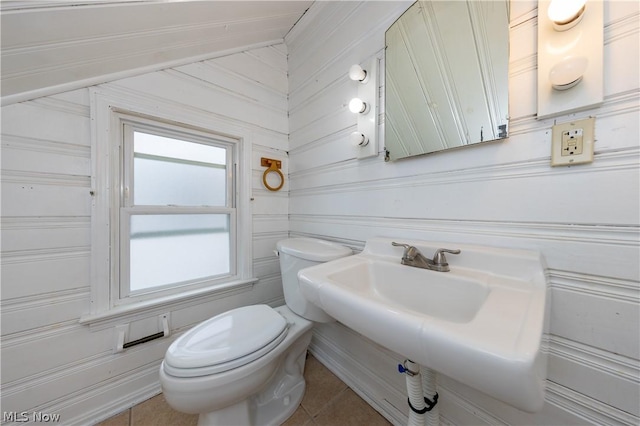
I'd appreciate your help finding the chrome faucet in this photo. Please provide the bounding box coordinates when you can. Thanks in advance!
[391,242,461,272]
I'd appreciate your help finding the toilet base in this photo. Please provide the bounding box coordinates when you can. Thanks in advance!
[194,308,312,426]
[197,379,305,426]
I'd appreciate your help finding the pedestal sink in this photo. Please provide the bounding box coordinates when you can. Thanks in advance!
[297,238,548,412]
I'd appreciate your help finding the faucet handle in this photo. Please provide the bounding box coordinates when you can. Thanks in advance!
[391,242,418,260]
[433,248,461,265]
[392,242,411,250]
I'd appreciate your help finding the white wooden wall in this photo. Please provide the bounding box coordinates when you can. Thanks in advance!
[1,44,290,425]
[286,1,639,425]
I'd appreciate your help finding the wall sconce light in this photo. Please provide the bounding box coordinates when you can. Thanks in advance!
[537,0,603,119]
[348,59,378,159]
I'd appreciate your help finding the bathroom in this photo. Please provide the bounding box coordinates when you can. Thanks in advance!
[1,0,638,425]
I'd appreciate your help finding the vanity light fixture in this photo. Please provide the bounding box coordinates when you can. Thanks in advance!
[348,59,378,159]
[547,0,586,31]
[537,0,603,119]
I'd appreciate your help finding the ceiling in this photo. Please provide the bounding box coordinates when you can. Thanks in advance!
[0,0,313,105]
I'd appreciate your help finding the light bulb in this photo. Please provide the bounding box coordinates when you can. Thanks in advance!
[548,0,587,31]
[549,56,588,90]
[350,131,369,147]
[349,64,368,83]
[349,98,368,114]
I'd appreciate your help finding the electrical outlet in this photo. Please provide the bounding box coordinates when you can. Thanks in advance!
[561,129,583,156]
[551,117,595,166]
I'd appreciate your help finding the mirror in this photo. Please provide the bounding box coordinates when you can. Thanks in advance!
[384,1,509,161]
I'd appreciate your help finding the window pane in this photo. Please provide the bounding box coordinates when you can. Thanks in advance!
[133,131,227,206]
[128,214,230,293]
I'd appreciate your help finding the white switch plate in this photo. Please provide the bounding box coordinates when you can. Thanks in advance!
[551,117,595,166]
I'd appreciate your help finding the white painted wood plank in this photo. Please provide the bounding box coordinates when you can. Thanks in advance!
[109,71,288,134]
[246,45,288,73]
[1,254,90,300]
[289,165,640,226]
[0,290,89,336]
[253,215,288,235]
[1,139,90,177]
[253,257,281,279]
[1,218,89,253]
[289,78,355,135]
[253,234,287,260]
[252,133,288,152]
[251,192,288,217]
[551,289,640,359]
[288,215,640,282]
[1,324,112,385]
[1,1,312,100]
[174,61,287,111]
[1,2,305,49]
[1,102,90,145]
[1,180,91,217]
[212,51,288,94]
[548,348,640,415]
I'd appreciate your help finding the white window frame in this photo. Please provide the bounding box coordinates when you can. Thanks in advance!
[82,88,255,325]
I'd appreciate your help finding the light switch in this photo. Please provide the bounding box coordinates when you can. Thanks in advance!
[551,117,595,166]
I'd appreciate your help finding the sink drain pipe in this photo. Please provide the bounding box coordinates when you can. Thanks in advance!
[398,360,439,426]
[421,366,439,426]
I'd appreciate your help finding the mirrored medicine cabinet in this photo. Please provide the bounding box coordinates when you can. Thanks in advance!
[385,0,509,161]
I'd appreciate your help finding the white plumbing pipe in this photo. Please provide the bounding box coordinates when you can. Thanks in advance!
[402,360,426,426]
[421,366,439,426]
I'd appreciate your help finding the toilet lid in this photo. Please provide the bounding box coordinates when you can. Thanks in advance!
[164,305,288,374]
[277,238,352,262]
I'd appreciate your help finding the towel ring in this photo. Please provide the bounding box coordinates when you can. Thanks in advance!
[261,157,284,192]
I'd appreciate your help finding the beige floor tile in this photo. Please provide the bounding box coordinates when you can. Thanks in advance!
[301,355,348,417]
[130,394,198,426]
[281,405,313,426]
[95,410,130,426]
[313,388,391,426]
[97,353,388,426]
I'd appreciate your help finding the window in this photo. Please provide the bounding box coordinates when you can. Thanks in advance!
[85,90,254,323]
[118,119,237,303]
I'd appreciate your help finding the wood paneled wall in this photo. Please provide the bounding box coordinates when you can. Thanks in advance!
[1,1,638,425]
[1,45,290,425]
[286,1,639,425]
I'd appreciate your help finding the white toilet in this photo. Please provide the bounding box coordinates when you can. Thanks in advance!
[159,238,352,426]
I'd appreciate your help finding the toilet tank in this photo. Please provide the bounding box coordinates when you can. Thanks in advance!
[277,238,352,322]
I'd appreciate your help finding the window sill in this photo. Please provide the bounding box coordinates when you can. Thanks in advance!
[79,277,258,330]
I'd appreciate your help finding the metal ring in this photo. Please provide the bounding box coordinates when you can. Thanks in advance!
[262,163,284,191]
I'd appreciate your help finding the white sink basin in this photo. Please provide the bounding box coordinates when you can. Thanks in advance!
[327,258,491,323]
[298,238,548,412]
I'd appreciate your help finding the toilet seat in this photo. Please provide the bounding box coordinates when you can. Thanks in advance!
[164,305,289,378]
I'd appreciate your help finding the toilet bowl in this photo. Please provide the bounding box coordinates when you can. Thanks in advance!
[159,238,352,426]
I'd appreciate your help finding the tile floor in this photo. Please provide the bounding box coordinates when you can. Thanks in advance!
[96,353,391,426]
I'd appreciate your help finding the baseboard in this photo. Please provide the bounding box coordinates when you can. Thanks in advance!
[53,362,162,426]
